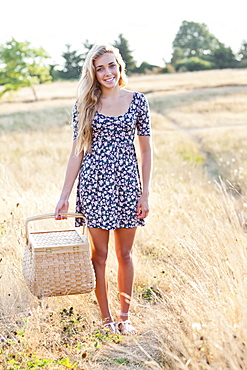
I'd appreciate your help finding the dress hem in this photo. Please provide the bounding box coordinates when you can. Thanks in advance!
[75,221,145,231]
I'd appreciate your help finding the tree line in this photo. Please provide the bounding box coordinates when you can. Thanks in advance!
[0,21,246,100]
[170,21,247,72]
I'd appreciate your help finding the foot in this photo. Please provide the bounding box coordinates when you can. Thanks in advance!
[118,320,137,335]
[102,321,119,334]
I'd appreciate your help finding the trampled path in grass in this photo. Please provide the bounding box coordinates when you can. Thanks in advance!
[147,78,247,199]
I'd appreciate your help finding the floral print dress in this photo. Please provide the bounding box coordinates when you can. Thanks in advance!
[72,91,151,230]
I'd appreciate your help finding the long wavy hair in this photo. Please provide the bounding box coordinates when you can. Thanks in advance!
[75,44,128,155]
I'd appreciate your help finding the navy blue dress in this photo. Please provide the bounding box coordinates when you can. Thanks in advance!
[72,91,151,230]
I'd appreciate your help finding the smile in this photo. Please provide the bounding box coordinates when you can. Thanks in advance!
[104,77,115,82]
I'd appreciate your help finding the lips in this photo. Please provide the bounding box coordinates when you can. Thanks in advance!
[104,77,115,83]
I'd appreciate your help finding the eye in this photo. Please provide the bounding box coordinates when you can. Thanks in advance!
[96,67,103,72]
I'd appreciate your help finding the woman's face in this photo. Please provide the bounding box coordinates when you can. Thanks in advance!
[94,53,120,90]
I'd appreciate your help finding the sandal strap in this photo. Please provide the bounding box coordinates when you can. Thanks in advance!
[102,322,116,328]
[118,319,130,325]
[102,322,119,334]
[118,320,137,335]
[120,312,129,317]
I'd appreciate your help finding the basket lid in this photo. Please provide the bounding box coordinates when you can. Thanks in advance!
[29,229,89,251]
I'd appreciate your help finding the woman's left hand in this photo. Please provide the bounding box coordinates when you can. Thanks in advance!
[137,194,149,219]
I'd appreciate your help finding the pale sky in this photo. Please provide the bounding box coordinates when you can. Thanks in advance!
[1,0,247,67]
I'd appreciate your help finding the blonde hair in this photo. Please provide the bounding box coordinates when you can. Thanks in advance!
[75,44,128,154]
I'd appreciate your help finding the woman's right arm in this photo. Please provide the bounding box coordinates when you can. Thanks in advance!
[55,140,84,219]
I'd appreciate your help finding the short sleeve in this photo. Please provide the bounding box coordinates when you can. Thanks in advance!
[136,93,151,136]
[72,102,79,140]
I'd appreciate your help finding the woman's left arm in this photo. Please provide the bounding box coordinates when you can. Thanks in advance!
[137,135,152,219]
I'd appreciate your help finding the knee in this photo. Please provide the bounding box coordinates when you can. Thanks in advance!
[117,249,132,265]
[92,250,108,267]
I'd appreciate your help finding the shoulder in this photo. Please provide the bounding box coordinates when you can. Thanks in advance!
[132,91,147,102]
[132,91,149,110]
[121,89,147,101]
[72,101,79,122]
[73,100,78,111]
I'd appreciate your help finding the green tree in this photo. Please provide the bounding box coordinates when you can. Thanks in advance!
[59,44,83,80]
[0,38,51,100]
[237,41,247,68]
[82,39,94,61]
[211,46,237,69]
[238,41,247,61]
[49,63,60,81]
[113,34,136,74]
[172,21,221,59]
[170,47,185,64]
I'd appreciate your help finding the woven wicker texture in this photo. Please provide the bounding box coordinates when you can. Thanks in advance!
[29,230,88,249]
[22,213,95,298]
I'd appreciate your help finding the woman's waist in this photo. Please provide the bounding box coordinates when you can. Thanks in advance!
[91,139,134,150]
[83,145,137,167]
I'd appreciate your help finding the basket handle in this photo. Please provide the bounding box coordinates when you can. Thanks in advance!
[25,213,86,244]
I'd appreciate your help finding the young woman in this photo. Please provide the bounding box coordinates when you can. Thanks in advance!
[55,44,152,335]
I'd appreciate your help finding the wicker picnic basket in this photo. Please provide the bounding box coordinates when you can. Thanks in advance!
[22,213,95,298]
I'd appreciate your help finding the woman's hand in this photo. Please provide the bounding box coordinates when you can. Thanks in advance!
[55,199,69,220]
[137,194,149,219]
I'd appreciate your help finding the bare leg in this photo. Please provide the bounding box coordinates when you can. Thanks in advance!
[114,227,137,333]
[88,227,112,324]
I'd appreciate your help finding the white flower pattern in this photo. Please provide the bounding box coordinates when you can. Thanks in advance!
[73,91,151,230]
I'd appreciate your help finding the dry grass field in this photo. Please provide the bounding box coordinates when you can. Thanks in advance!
[0,69,247,369]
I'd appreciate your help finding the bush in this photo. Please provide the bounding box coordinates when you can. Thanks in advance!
[175,57,213,72]
[135,61,161,74]
[238,59,247,68]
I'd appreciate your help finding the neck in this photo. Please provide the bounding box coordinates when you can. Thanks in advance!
[100,85,121,98]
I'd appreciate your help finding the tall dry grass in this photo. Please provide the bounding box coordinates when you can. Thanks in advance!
[0,69,247,369]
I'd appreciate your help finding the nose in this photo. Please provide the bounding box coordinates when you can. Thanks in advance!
[105,67,112,76]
